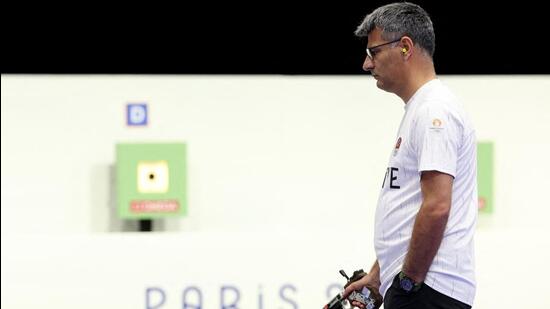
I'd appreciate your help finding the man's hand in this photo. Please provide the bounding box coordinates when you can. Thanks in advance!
[342,273,383,308]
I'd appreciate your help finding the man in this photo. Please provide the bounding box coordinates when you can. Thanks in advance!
[342,2,477,309]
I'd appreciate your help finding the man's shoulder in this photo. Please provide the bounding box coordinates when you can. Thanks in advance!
[412,96,472,134]
[415,83,465,118]
[420,79,461,105]
[413,98,459,119]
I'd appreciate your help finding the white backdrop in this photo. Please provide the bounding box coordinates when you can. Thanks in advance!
[2,75,550,308]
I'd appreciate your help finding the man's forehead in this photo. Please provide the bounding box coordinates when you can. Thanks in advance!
[367,28,384,44]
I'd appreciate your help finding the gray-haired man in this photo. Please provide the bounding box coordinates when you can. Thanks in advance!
[343,3,477,308]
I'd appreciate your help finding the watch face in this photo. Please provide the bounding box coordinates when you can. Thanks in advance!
[400,278,413,292]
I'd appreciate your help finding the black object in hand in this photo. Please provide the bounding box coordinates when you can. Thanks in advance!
[323,269,380,309]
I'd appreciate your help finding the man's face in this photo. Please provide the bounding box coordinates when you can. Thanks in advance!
[363,28,403,93]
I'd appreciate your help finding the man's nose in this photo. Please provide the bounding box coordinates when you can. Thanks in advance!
[362,56,374,72]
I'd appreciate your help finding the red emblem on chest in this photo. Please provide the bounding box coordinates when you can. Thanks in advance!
[395,137,402,149]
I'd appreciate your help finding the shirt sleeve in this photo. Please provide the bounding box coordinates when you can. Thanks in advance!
[412,103,461,178]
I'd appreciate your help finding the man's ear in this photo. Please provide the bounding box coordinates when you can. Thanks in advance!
[400,36,414,57]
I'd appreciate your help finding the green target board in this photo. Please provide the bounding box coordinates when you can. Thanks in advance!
[477,141,493,214]
[116,143,187,219]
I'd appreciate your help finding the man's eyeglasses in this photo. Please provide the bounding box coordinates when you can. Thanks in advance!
[366,38,402,60]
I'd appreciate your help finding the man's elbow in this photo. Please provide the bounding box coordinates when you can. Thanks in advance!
[423,201,451,219]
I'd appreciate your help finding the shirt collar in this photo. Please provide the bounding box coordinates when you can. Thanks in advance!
[404,78,440,111]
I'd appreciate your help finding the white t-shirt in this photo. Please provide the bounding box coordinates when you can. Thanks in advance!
[374,79,477,306]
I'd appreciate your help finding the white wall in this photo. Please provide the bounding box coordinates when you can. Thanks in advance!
[2,75,549,308]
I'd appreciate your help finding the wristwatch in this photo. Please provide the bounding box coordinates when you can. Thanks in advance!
[398,271,422,293]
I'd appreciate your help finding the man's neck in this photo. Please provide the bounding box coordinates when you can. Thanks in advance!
[399,62,437,103]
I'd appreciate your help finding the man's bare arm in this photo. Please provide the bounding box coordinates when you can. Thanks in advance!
[402,170,453,283]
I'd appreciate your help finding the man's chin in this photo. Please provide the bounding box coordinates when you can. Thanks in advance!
[375,80,393,94]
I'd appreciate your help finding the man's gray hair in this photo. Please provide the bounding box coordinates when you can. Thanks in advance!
[355,2,435,57]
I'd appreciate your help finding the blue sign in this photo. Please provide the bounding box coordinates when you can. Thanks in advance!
[127,103,148,126]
